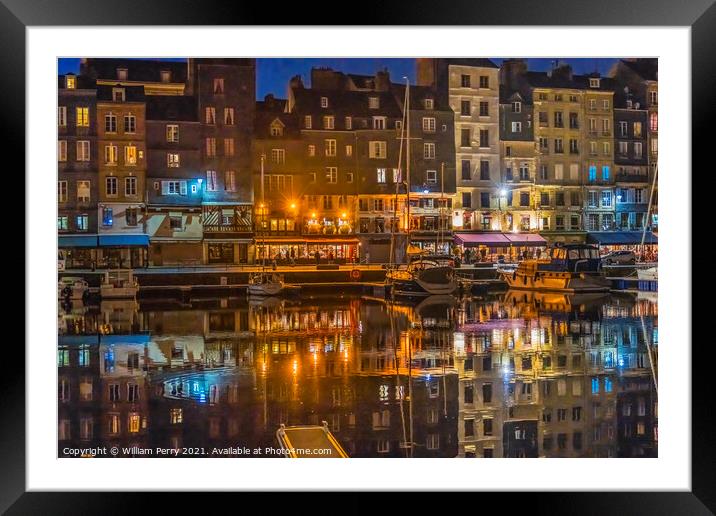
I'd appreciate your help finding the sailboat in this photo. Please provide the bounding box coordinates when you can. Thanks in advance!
[249,154,285,297]
[385,78,457,298]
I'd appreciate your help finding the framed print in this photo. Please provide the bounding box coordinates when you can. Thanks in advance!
[5,0,713,512]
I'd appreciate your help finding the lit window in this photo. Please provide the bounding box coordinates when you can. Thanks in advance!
[124,144,137,165]
[320,96,328,108]
[271,148,285,164]
[224,138,235,156]
[58,140,67,162]
[160,70,171,83]
[206,170,217,191]
[76,107,89,127]
[104,144,118,165]
[376,168,386,183]
[65,75,76,89]
[369,141,386,159]
[224,170,236,192]
[57,181,68,203]
[325,140,337,157]
[213,78,224,94]
[77,181,90,203]
[167,153,180,168]
[170,408,183,424]
[205,107,216,125]
[224,108,234,125]
[166,124,179,142]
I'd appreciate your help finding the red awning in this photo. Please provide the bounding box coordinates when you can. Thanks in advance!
[454,232,511,247]
[504,233,548,246]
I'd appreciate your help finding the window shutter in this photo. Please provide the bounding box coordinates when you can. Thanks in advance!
[180,181,187,195]
[161,181,169,195]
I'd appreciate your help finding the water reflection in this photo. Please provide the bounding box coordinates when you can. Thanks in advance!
[57,291,657,458]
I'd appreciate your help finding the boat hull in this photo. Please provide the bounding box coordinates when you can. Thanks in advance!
[248,283,284,296]
[386,266,457,297]
[637,267,657,281]
[501,270,610,293]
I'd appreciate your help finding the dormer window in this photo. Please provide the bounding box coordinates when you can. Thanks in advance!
[320,97,329,108]
[424,98,434,110]
[116,68,128,80]
[270,119,285,137]
[512,101,522,113]
[65,75,76,89]
[113,88,125,102]
[368,96,379,109]
[589,78,600,88]
[160,70,171,83]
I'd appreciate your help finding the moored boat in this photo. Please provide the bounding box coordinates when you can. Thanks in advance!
[58,276,89,301]
[500,244,610,293]
[386,254,458,297]
[100,269,138,299]
[636,266,657,281]
[248,272,285,297]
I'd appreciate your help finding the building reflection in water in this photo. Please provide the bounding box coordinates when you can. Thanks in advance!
[57,291,657,458]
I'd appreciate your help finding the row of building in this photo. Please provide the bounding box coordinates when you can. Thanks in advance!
[58,58,658,267]
[58,295,657,458]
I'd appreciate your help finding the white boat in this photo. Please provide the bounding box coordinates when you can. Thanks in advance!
[500,244,610,293]
[248,272,284,296]
[58,276,89,301]
[100,269,138,299]
[637,266,657,281]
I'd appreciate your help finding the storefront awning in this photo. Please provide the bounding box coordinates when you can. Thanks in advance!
[586,231,658,245]
[505,233,548,246]
[99,234,150,247]
[454,232,510,247]
[58,234,99,248]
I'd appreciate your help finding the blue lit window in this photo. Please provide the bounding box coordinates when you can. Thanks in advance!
[591,377,599,394]
[588,166,597,182]
[102,207,113,226]
[604,377,613,393]
[602,165,610,180]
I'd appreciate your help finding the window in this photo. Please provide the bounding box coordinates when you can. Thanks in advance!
[224,138,235,156]
[520,192,530,207]
[205,138,216,157]
[555,163,564,180]
[326,167,338,184]
[590,99,597,111]
[308,144,316,157]
[588,165,597,182]
[540,192,550,207]
[422,117,436,132]
[224,170,236,192]
[320,96,328,108]
[167,153,180,168]
[57,216,68,230]
[58,106,67,127]
[601,191,612,207]
[125,207,138,226]
[480,192,490,208]
[538,111,548,126]
[104,113,117,133]
[511,121,522,132]
[590,141,598,155]
[368,96,379,109]
[602,142,610,155]
[112,88,125,102]
[58,181,68,203]
[460,128,471,147]
[324,116,335,129]
[373,116,386,130]
[166,124,179,142]
[651,137,658,154]
[589,77,600,88]
[304,115,312,129]
[479,129,489,148]
[554,111,563,128]
[460,100,470,116]
[125,176,137,197]
[271,148,286,164]
[483,383,493,403]
[325,139,337,157]
[588,191,598,207]
[650,90,658,105]
[102,207,113,226]
[602,118,610,134]
[160,70,171,83]
[345,144,353,157]
[461,160,471,180]
[479,101,489,117]
[346,172,354,183]
[124,144,137,165]
[206,170,217,191]
[213,77,224,94]
[479,75,489,88]
[376,168,386,183]
[76,180,90,203]
[569,139,579,154]
[419,141,437,161]
[554,138,563,154]
[569,112,579,129]
[426,170,437,184]
[205,107,216,125]
[105,145,119,166]
[124,114,136,133]
[618,141,628,155]
[170,408,183,424]
[539,165,548,180]
[483,418,493,436]
[480,160,490,180]
[460,74,471,87]
[602,165,610,180]
[512,101,522,113]
[58,140,67,162]
[423,98,434,109]
[539,137,549,152]
[603,99,609,110]
[650,112,658,132]
[462,192,472,208]
[224,107,234,125]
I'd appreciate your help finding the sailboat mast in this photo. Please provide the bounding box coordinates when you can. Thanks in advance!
[405,80,411,249]
[640,164,658,260]
[260,154,266,268]
[390,81,410,266]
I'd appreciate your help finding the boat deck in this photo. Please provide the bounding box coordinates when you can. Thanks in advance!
[276,423,348,458]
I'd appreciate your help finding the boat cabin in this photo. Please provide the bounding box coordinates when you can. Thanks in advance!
[539,244,602,273]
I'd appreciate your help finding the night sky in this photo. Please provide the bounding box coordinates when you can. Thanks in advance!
[58,57,619,99]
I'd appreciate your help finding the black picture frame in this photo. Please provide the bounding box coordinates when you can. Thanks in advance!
[4,0,711,512]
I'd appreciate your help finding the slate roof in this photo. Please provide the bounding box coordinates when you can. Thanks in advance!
[81,58,188,83]
[621,58,658,81]
[96,84,146,102]
[146,95,198,121]
[58,74,96,90]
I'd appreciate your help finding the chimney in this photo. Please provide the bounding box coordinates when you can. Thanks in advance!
[499,58,527,93]
[375,68,391,91]
[289,74,304,90]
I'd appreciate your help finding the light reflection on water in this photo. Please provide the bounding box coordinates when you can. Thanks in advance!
[57,291,657,458]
